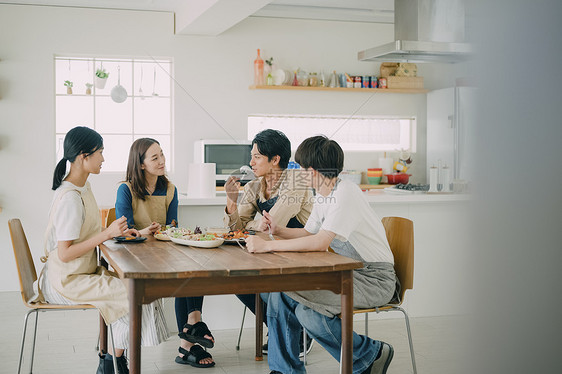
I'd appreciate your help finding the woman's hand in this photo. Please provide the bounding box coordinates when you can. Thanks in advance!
[245,235,271,253]
[140,222,161,236]
[106,216,129,239]
[225,176,241,204]
[125,228,141,237]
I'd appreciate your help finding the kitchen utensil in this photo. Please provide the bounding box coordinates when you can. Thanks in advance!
[110,66,128,103]
[272,69,292,86]
[138,64,144,99]
[368,176,382,185]
[385,173,411,184]
[367,168,383,177]
[151,66,158,96]
[266,223,275,241]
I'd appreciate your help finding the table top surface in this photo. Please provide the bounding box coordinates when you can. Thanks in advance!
[100,236,362,280]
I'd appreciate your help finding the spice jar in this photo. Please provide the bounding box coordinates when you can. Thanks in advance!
[297,70,308,86]
[308,72,318,87]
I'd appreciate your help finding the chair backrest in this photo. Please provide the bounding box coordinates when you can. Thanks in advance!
[8,219,38,304]
[105,208,116,227]
[382,216,414,301]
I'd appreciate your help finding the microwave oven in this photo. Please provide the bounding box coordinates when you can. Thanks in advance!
[194,140,252,186]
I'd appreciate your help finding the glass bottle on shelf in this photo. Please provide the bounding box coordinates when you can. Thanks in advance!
[253,49,264,86]
[292,70,298,86]
[297,69,308,86]
[329,70,339,87]
[308,72,318,87]
[319,70,326,87]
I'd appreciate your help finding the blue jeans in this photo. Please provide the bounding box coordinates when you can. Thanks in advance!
[264,292,380,374]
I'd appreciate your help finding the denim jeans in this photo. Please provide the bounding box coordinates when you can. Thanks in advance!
[264,292,380,374]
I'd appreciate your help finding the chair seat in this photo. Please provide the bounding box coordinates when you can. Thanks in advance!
[23,300,96,310]
[352,303,403,315]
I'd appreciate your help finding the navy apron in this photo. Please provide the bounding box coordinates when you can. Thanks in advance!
[256,196,303,228]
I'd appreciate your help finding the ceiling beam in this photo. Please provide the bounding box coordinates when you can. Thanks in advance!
[175,0,273,36]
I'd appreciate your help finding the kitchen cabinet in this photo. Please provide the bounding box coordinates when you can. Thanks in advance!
[249,85,427,94]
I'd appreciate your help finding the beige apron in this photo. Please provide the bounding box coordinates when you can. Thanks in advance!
[45,183,128,324]
[123,181,175,230]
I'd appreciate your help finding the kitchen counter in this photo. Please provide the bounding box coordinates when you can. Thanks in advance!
[176,187,471,330]
[178,190,470,206]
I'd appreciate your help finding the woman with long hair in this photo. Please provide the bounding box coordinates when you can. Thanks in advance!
[115,138,215,368]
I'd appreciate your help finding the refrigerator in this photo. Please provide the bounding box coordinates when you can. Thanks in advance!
[427,86,477,184]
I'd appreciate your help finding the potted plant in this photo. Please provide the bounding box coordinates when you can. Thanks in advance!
[265,57,274,85]
[95,68,109,89]
[85,83,93,95]
[64,80,73,94]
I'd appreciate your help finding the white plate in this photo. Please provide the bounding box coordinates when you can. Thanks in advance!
[154,233,171,241]
[171,237,224,248]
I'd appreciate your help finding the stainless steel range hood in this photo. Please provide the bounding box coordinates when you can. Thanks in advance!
[358,0,472,63]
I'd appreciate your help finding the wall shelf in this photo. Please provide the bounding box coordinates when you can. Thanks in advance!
[249,85,428,94]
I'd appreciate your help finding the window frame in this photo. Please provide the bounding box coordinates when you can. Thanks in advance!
[247,114,417,153]
[54,55,174,173]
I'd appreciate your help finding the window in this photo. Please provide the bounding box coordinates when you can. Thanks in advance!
[55,56,173,172]
[248,115,416,152]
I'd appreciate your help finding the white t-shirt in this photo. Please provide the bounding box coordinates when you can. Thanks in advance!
[304,179,394,264]
[45,181,87,254]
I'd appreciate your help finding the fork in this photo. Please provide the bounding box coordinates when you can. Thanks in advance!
[235,238,246,250]
[266,223,275,241]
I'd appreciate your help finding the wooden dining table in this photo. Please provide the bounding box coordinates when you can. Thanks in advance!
[99,235,363,374]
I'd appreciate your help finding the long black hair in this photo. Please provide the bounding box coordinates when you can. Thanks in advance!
[52,126,104,190]
[252,129,291,169]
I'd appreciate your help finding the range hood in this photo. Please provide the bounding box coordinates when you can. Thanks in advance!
[358,0,472,63]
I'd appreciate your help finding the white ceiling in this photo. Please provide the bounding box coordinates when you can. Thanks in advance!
[1,0,395,34]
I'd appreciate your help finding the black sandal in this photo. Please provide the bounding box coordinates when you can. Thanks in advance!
[175,346,215,368]
[178,321,215,348]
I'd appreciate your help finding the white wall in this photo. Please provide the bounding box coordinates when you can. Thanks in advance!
[0,4,463,295]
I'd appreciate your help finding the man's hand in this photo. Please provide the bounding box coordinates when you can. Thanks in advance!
[262,210,278,235]
[245,235,271,253]
[225,176,241,204]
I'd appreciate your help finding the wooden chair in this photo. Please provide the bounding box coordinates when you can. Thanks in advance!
[331,216,417,373]
[8,218,118,374]
[101,207,116,228]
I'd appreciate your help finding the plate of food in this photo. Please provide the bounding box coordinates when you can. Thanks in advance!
[170,233,225,248]
[220,230,250,244]
[154,225,176,241]
[154,233,171,241]
[114,236,147,243]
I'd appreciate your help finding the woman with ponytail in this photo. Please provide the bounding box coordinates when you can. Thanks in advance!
[115,138,216,368]
[34,126,169,373]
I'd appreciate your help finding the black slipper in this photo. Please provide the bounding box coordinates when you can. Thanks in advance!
[175,346,215,368]
[178,321,215,348]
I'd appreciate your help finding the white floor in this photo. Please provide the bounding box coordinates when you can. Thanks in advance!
[0,291,471,374]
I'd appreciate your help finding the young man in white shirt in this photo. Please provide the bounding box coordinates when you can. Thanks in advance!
[246,135,398,374]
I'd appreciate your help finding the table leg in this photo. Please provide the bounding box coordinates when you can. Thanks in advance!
[255,294,264,361]
[341,270,354,374]
[128,279,144,374]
